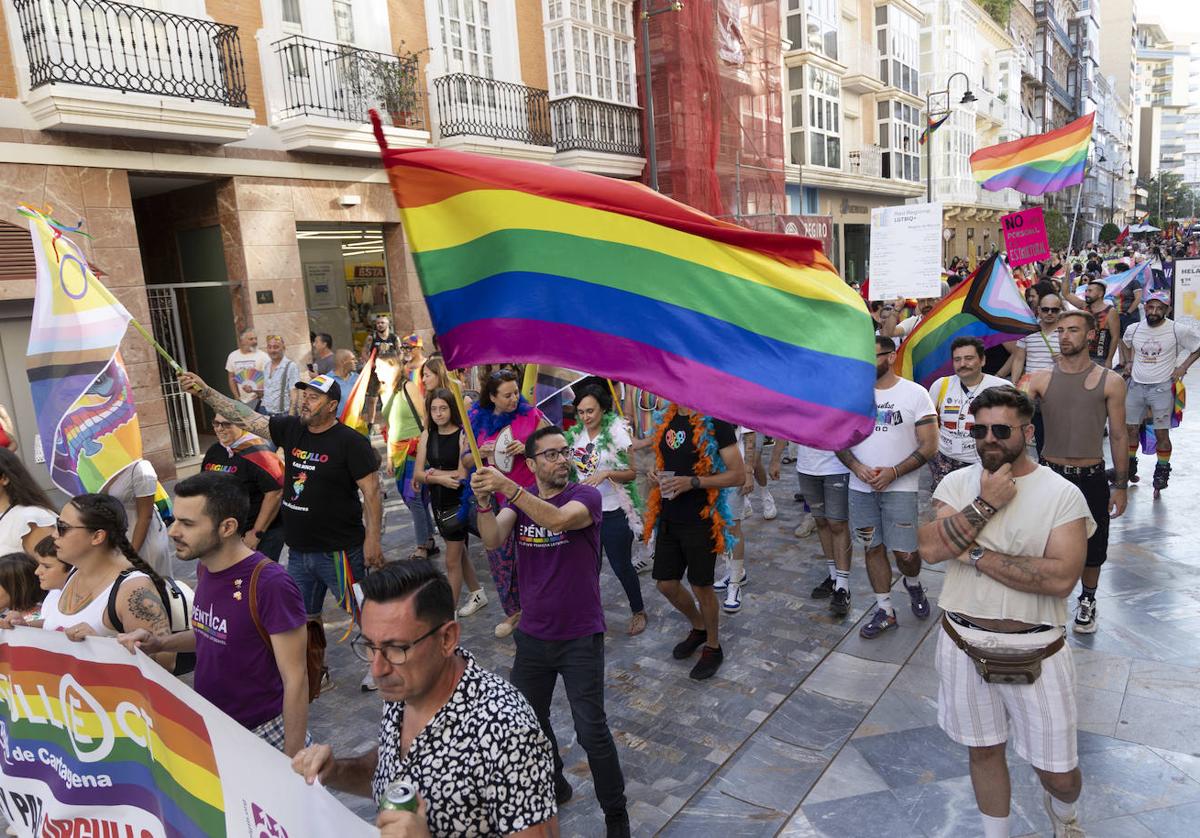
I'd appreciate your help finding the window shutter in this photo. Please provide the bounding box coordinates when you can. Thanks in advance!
[0,222,35,284]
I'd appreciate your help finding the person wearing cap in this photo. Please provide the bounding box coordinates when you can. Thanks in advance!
[177,368,383,691]
[1118,290,1200,494]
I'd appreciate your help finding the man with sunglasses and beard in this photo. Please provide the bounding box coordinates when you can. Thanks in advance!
[1026,311,1127,635]
[919,386,1094,838]
[472,426,631,838]
[1010,293,1063,457]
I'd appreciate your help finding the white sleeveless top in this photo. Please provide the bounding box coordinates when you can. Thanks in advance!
[41,570,148,636]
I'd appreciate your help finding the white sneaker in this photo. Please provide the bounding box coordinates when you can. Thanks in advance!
[457,589,488,618]
[360,672,378,692]
[762,492,778,520]
[632,556,652,575]
[794,513,816,538]
[1043,791,1084,838]
[742,498,754,519]
[722,582,743,614]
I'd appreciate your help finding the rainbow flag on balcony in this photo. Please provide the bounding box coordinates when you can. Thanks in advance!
[970,112,1094,195]
[919,112,950,146]
[369,112,877,449]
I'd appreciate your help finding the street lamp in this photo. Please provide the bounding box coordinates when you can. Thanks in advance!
[641,1,683,192]
[925,72,976,203]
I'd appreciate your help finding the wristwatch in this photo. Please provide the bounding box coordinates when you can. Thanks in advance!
[969,545,985,571]
[251,530,263,539]
[690,476,702,490]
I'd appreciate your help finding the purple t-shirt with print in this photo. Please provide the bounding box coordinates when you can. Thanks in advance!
[192,552,307,729]
[514,482,605,641]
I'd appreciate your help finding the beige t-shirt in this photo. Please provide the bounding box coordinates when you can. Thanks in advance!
[933,464,1096,626]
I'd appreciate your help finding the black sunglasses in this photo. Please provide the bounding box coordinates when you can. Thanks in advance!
[1040,306,1062,314]
[969,423,1030,440]
[55,519,93,536]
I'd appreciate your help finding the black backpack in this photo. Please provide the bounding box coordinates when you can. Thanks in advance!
[106,569,196,676]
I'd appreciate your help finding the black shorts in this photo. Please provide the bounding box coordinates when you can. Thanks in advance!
[432,505,470,544]
[652,519,718,587]
[1047,464,1109,568]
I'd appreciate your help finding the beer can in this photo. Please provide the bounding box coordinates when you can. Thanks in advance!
[378,780,419,812]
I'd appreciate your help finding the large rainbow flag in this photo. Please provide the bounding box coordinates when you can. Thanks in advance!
[970,113,1094,195]
[22,206,171,515]
[370,115,876,448]
[895,254,1038,388]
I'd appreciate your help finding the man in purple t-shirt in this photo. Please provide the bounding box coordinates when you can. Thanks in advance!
[474,426,630,838]
[119,472,310,756]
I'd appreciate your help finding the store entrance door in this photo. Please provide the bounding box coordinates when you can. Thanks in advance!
[843,224,870,287]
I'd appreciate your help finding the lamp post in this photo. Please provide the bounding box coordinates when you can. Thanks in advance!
[925,71,976,203]
[641,1,683,192]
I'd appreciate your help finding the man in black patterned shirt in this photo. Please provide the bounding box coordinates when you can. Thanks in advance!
[292,561,557,837]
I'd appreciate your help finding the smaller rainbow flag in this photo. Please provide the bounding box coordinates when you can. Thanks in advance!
[1102,261,1152,301]
[919,112,950,146]
[1139,381,1185,454]
[338,350,375,436]
[970,113,1094,195]
[228,433,284,484]
[895,254,1038,388]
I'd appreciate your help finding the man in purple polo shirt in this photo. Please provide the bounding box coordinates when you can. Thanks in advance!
[474,425,630,838]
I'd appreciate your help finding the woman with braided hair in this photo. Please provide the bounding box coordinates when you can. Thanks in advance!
[41,493,175,671]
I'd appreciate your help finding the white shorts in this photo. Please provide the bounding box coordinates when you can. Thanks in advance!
[936,623,1078,773]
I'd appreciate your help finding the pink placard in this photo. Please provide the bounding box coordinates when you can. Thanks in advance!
[1001,207,1050,267]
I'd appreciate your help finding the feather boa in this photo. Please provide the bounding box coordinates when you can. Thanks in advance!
[642,405,738,553]
[469,396,534,438]
[565,412,645,537]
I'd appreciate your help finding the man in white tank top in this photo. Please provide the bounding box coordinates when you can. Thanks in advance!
[918,385,1094,838]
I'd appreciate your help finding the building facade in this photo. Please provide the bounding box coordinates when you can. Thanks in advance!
[0,0,645,483]
[782,0,926,285]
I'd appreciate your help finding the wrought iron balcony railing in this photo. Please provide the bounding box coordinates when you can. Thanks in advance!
[549,97,641,156]
[13,0,247,106]
[433,73,551,145]
[272,35,425,129]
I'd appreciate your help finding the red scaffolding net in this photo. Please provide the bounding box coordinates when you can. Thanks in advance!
[638,0,785,224]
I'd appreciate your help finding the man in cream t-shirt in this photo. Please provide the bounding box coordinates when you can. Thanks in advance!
[917,385,1094,838]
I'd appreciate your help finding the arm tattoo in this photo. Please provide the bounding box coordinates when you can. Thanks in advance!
[126,585,171,634]
[933,503,989,554]
[835,449,858,468]
[199,386,270,437]
[914,416,936,427]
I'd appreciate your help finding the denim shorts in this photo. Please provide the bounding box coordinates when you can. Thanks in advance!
[848,490,919,552]
[1126,381,1174,430]
[796,472,849,522]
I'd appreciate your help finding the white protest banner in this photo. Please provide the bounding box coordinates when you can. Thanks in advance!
[1175,258,1200,328]
[0,628,374,838]
[868,202,944,300]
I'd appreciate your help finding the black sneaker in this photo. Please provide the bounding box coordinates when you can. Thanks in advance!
[1129,455,1140,483]
[689,645,724,680]
[831,587,851,617]
[811,576,836,599]
[555,776,574,806]
[1153,462,1171,491]
[672,628,708,660]
[605,812,632,838]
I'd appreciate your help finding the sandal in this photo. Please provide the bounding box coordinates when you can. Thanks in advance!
[424,540,441,557]
[628,612,648,636]
[408,548,428,560]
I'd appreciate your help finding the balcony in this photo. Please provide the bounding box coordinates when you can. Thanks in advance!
[270,35,431,156]
[1034,1,1075,55]
[1045,74,1073,109]
[13,0,254,142]
[432,73,555,162]
[842,39,883,94]
[549,96,644,177]
[849,146,882,179]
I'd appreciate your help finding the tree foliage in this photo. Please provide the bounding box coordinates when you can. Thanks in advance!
[1099,222,1120,243]
[1043,208,1069,250]
[979,0,1015,26]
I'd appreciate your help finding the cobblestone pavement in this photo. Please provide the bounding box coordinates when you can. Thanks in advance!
[304,411,1200,837]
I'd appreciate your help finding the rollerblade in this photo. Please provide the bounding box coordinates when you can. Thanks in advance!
[1152,462,1170,499]
[1128,456,1140,484]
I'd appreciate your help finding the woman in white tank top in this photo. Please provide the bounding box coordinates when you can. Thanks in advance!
[43,494,175,671]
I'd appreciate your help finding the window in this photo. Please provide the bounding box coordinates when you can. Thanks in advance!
[876,3,919,96]
[333,0,354,43]
[878,97,920,181]
[439,0,493,78]
[787,65,804,165]
[282,0,301,25]
[545,0,635,104]
[806,66,841,168]
[805,0,838,60]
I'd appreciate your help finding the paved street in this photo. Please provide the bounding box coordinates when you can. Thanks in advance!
[306,401,1200,837]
